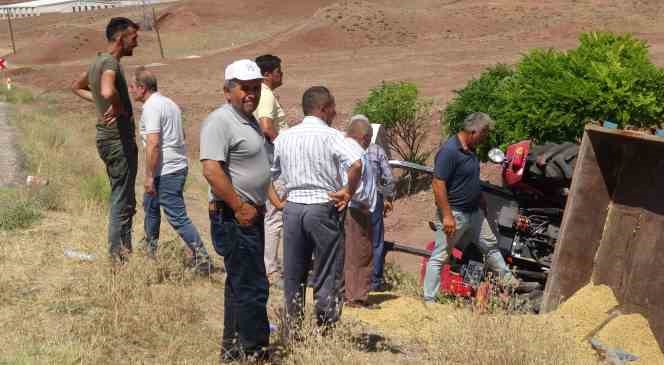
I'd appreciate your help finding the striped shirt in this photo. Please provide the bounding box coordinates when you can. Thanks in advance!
[367,143,395,199]
[341,138,377,212]
[272,116,363,204]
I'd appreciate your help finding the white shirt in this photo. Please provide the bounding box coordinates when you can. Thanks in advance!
[139,92,188,176]
[341,138,377,212]
[272,116,363,204]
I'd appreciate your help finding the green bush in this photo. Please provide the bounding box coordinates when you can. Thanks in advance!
[0,188,42,231]
[442,64,514,157]
[354,81,432,164]
[442,32,664,155]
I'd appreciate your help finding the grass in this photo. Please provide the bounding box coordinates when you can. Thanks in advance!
[0,86,35,104]
[0,188,42,231]
[0,92,600,364]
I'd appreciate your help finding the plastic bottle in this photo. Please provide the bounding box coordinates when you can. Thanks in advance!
[63,248,96,262]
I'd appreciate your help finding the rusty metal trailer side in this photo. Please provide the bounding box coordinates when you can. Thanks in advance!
[541,124,664,350]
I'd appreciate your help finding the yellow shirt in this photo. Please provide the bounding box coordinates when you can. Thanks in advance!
[254,83,287,130]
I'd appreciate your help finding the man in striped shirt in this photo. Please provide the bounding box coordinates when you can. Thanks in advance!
[272,86,363,335]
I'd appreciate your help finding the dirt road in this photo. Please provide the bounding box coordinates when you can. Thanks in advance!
[0,102,20,187]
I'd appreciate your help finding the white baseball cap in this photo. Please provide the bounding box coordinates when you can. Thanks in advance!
[224,59,263,81]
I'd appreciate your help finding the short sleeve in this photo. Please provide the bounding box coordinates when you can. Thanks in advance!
[199,114,230,162]
[100,57,119,74]
[334,135,363,169]
[434,147,456,181]
[141,102,161,134]
[255,90,276,120]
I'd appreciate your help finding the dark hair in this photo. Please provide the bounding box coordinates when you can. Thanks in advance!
[255,54,282,75]
[106,17,139,42]
[134,66,158,92]
[302,86,333,116]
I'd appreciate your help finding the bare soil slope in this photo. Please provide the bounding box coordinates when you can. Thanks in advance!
[4,0,664,274]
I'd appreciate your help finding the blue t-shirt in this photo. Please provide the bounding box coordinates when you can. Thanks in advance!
[433,135,481,213]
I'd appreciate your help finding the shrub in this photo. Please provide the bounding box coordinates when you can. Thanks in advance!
[442,31,664,155]
[442,64,514,157]
[354,81,432,164]
[0,188,42,231]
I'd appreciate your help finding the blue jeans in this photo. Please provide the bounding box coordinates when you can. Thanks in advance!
[422,209,513,301]
[370,194,386,288]
[209,206,269,356]
[143,167,208,261]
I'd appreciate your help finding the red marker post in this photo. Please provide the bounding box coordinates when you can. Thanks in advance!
[0,58,9,91]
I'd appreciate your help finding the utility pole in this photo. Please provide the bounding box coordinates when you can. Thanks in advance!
[5,9,16,54]
[141,0,149,29]
[152,6,164,59]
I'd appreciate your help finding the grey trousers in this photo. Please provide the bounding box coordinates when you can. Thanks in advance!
[282,201,345,328]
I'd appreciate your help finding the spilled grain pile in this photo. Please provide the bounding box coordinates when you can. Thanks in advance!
[345,293,590,364]
[549,283,663,364]
[596,314,664,364]
[345,285,663,364]
[552,283,620,342]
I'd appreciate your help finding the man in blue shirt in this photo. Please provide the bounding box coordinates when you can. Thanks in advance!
[423,112,519,303]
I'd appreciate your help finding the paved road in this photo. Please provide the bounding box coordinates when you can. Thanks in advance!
[0,102,21,187]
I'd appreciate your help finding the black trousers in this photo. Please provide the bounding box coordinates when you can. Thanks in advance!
[283,201,345,328]
[209,208,269,356]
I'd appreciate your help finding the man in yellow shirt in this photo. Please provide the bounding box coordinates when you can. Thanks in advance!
[254,54,287,284]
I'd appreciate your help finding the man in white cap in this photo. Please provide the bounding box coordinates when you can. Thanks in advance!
[200,59,282,361]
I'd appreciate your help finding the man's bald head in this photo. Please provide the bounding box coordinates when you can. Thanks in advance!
[134,66,158,92]
[347,114,373,149]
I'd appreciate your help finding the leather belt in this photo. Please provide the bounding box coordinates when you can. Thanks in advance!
[208,199,266,216]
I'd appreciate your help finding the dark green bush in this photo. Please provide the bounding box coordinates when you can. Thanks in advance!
[442,32,664,155]
[354,81,432,164]
[442,64,514,157]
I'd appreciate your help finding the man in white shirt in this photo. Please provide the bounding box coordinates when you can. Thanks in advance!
[254,54,287,284]
[272,86,363,337]
[130,66,210,272]
[342,115,378,308]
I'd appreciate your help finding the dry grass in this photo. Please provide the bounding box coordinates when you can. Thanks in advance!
[0,92,601,364]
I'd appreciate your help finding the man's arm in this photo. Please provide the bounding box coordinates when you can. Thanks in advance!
[144,133,160,196]
[329,136,365,210]
[432,177,456,238]
[202,159,257,225]
[258,117,278,142]
[71,71,93,102]
[378,146,395,215]
[267,183,285,210]
[329,159,362,211]
[99,69,125,125]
